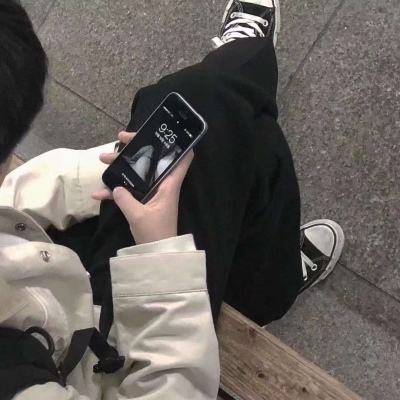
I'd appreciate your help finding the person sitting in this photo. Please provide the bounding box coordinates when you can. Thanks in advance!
[0,0,345,399]
[0,1,218,399]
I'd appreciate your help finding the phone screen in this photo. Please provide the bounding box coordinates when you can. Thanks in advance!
[103,93,206,201]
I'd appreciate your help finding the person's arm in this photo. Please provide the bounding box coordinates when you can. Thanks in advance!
[14,236,219,400]
[93,136,221,398]
[0,142,115,230]
[110,235,220,400]
[16,134,220,399]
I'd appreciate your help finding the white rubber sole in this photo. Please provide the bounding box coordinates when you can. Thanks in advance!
[272,0,280,47]
[221,0,235,23]
[301,219,345,287]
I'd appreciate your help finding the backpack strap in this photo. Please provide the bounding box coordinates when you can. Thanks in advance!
[57,328,95,380]
[89,329,125,374]
[58,327,125,378]
[99,280,114,338]
[0,325,126,400]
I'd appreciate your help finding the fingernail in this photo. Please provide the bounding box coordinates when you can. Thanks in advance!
[113,187,123,194]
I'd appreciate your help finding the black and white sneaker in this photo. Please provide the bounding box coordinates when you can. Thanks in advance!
[300,220,345,293]
[212,0,281,49]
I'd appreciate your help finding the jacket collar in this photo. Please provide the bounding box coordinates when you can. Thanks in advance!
[0,206,52,243]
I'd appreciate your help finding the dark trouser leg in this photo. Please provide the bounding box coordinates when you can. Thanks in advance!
[81,38,302,326]
[224,115,302,324]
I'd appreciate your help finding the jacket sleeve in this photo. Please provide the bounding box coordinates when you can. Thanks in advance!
[109,234,220,400]
[14,235,220,400]
[0,143,115,230]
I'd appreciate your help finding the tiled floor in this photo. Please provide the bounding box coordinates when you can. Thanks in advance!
[19,1,400,399]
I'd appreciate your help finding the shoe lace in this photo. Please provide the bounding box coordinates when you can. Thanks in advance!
[301,251,318,281]
[212,12,269,48]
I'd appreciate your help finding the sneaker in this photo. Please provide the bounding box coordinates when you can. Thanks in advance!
[300,219,345,293]
[212,0,281,49]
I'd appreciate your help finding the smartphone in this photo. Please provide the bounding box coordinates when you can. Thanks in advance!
[102,92,208,203]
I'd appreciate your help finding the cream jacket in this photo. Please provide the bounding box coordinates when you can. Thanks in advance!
[0,143,220,400]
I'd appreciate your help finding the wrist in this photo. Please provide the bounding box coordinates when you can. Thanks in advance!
[130,227,177,245]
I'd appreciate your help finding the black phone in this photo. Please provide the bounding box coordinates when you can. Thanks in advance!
[102,92,208,203]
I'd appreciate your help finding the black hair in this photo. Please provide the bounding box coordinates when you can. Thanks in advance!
[0,0,47,163]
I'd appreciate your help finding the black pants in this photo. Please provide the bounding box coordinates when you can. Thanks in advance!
[50,37,302,326]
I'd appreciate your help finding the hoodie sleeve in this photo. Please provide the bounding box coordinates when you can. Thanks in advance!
[0,143,115,230]
[109,235,220,399]
[13,236,220,400]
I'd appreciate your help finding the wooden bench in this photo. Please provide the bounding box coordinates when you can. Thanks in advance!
[217,304,363,400]
[9,156,363,400]
[10,156,25,171]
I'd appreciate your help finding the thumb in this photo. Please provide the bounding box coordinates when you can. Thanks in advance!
[113,187,142,222]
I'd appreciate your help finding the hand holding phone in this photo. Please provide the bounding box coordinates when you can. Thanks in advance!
[101,93,207,203]
[93,131,194,245]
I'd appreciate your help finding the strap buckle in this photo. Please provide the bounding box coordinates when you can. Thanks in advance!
[93,355,125,374]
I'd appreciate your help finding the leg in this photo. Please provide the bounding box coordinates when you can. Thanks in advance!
[50,0,345,326]
[51,0,302,325]
[88,38,302,325]
[224,115,302,324]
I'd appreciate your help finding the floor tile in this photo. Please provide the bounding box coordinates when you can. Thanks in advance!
[38,0,224,123]
[38,0,341,124]
[279,0,400,300]
[267,265,400,400]
[21,0,54,30]
[277,0,342,91]
[15,132,54,161]
[26,81,123,152]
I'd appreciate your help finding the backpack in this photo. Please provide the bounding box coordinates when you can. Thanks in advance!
[5,190,129,399]
[1,159,128,399]
[0,325,125,400]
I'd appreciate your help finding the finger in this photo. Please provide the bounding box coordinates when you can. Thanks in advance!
[166,151,194,185]
[113,186,142,222]
[99,152,118,165]
[91,189,113,201]
[118,131,136,144]
[158,151,194,195]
